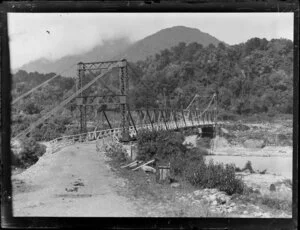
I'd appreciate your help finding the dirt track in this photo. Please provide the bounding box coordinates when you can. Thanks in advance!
[12,142,136,217]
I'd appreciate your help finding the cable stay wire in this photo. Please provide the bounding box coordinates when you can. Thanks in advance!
[199,93,216,116]
[12,62,78,105]
[127,63,152,92]
[14,64,116,139]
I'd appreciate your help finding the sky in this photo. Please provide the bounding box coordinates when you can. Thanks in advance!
[8,13,293,69]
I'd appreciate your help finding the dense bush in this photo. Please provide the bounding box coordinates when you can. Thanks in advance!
[218,110,240,121]
[103,141,127,162]
[136,130,245,195]
[132,38,293,115]
[12,137,46,168]
[185,159,244,195]
[136,129,187,162]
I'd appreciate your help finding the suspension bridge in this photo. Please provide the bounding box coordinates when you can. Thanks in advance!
[12,59,218,153]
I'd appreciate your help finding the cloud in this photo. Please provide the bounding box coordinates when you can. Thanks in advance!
[8,13,293,69]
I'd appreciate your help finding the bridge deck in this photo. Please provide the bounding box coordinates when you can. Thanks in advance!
[49,120,217,154]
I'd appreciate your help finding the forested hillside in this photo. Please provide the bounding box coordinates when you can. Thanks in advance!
[11,37,293,140]
[130,37,293,116]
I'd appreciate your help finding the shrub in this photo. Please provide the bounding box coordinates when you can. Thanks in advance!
[170,148,205,177]
[196,137,211,149]
[12,137,46,168]
[260,196,292,211]
[243,161,255,173]
[136,129,244,195]
[136,129,187,162]
[104,141,127,163]
[218,110,240,121]
[186,160,244,195]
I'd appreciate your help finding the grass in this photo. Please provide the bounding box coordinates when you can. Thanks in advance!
[104,144,227,217]
[236,191,292,213]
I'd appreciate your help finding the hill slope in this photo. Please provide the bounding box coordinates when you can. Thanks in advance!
[18,38,131,77]
[17,26,222,76]
[119,26,222,62]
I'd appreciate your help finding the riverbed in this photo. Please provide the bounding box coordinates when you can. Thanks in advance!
[184,135,293,179]
[205,155,292,179]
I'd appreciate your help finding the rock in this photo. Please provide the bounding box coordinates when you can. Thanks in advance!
[243,169,251,174]
[269,183,276,192]
[243,139,265,148]
[220,127,229,134]
[211,200,218,206]
[278,184,291,193]
[254,189,261,194]
[212,136,230,148]
[243,210,248,215]
[11,139,23,155]
[170,182,181,188]
[141,165,156,173]
[217,195,229,204]
[193,190,203,196]
[209,194,217,202]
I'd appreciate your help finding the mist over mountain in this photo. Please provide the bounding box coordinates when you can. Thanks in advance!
[18,38,131,77]
[17,26,223,76]
[118,26,223,62]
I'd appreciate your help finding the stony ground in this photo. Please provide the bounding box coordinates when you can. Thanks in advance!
[12,142,136,217]
[12,117,293,217]
[107,154,292,218]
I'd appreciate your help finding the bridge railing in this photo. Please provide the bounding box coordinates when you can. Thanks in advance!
[48,108,218,153]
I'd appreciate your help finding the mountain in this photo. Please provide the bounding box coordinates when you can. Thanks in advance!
[18,38,131,77]
[118,26,223,62]
[17,26,223,76]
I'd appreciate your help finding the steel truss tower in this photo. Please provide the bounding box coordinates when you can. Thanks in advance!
[76,59,130,141]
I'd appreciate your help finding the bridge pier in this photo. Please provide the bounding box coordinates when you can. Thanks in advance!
[200,126,216,139]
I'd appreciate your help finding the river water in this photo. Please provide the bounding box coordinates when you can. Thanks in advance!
[205,154,293,179]
[184,135,293,179]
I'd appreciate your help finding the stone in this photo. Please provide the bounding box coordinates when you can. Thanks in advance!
[170,182,181,188]
[243,139,265,148]
[243,210,248,215]
[220,127,229,134]
[209,194,217,202]
[269,183,276,192]
[193,190,203,196]
[211,200,218,206]
[243,169,251,174]
[217,196,228,205]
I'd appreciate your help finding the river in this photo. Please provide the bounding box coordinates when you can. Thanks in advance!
[205,155,293,179]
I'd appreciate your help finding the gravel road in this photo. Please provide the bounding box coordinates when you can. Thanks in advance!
[12,142,136,217]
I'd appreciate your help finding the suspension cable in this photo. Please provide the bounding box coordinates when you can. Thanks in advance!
[14,64,116,139]
[199,93,216,116]
[127,63,152,92]
[12,63,77,105]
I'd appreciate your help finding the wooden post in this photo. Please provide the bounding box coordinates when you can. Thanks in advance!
[156,163,170,183]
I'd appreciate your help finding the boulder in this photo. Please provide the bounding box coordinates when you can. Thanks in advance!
[220,127,229,134]
[11,139,23,156]
[170,182,181,188]
[193,190,203,197]
[211,200,218,206]
[243,139,265,148]
[209,194,217,202]
[269,183,276,192]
